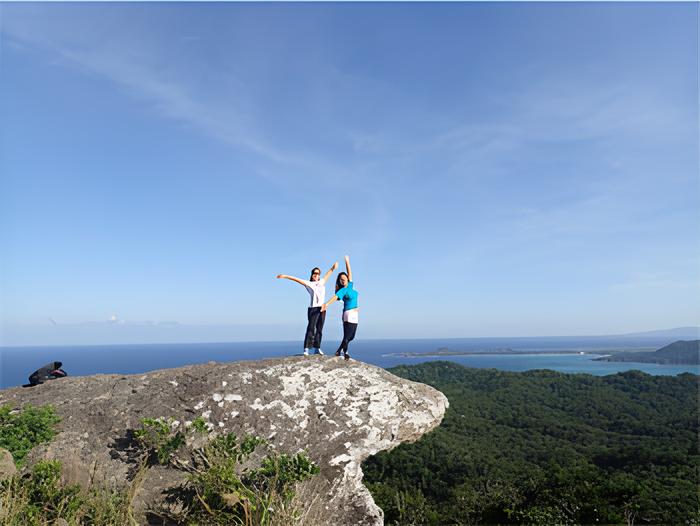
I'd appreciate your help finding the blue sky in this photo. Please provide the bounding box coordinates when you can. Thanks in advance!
[1,2,698,345]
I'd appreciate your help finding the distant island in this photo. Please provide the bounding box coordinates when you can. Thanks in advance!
[593,340,700,365]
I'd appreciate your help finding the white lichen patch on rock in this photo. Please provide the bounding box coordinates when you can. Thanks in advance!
[1,355,447,526]
[243,359,448,524]
[330,453,353,466]
[249,397,310,430]
[260,361,444,447]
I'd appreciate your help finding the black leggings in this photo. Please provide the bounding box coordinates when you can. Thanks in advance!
[304,307,326,349]
[337,322,358,355]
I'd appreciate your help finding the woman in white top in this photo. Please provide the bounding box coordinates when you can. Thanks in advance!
[277,261,338,355]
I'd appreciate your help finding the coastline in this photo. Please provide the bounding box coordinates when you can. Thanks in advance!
[382,348,655,358]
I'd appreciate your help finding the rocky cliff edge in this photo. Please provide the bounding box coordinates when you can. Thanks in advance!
[0,356,448,525]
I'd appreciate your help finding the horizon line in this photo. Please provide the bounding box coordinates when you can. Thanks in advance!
[1,328,698,349]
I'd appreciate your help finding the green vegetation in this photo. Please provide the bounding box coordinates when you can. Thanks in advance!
[166,432,320,525]
[363,362,699,525]
[0,460,133,525]
[134,417,187,465]
[0,405,134,525]
[0,408,319,525]
[191,416,209,433]
[131,416,320,525]
[0,405,61,466]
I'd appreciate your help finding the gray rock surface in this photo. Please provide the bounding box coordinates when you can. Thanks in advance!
[0,447,17,480]
[0,356,448,525]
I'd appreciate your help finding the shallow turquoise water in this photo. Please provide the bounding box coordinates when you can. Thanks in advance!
[1,338,697,389]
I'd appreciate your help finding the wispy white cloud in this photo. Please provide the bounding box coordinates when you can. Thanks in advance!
[2,8,356,179]
[2,6,393,245]
[2,14,278,160]
[59,47,293,164]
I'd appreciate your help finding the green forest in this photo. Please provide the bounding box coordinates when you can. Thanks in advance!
[362,362,699,525]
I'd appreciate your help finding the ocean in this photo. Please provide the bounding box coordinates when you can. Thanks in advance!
[1,336,697,389]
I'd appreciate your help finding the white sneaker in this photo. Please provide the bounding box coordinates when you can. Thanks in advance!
[303,349,309,356]
[315,348,324,355]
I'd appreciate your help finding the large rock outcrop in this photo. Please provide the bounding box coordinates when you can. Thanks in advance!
[0,356,448,525]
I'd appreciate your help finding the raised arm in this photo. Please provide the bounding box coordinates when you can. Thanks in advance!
[322,261,339,283]
[321,295,338,312]
[344,255,352,282]
[276,274,308,287]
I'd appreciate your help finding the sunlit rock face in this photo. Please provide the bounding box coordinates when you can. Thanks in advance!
[0,356,448,525]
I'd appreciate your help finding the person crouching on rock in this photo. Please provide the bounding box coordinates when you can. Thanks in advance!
[277,261,338,356]
[321,255,358,361]
[27,361,67,386]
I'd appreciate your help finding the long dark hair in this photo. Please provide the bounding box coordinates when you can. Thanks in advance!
[335,272,349,292]
[309,267,321,280]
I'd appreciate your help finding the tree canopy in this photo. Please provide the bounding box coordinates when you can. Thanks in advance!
[363,362,699,525]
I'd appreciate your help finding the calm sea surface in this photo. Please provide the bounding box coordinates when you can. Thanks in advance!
[1,337,697,389]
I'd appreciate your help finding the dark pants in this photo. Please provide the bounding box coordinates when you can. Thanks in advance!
[304,307,326,349]
[337,322,358,355]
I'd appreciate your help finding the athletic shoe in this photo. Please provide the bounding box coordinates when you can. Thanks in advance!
[303,349,309,356]
[315,348,324,355]
[344,353,350,361]
[335,350,341,357]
